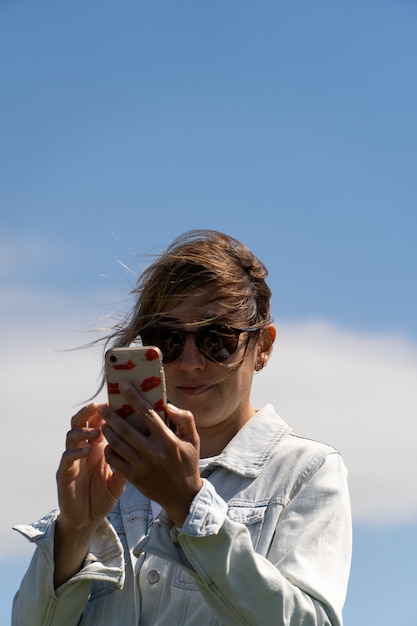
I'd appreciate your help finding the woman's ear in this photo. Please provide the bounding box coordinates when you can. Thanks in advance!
[255,324,276,371]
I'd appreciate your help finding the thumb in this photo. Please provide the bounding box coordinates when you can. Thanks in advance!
[109,470,127,500]
[166,403,199,444]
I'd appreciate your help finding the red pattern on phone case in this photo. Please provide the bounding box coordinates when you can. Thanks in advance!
[113,359,136,370]
[115,404,135,418]
[154,398,165,413]
[140,376,161,392]
[145,348,159,361]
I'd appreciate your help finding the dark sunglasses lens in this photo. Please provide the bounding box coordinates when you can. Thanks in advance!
[198,325,239,362]
[141,328,185,363]
[141,324,242,363]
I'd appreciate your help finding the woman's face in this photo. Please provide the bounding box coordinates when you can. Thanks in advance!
[158,294,273,454]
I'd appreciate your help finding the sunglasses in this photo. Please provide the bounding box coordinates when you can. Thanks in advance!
[139,323,259,363]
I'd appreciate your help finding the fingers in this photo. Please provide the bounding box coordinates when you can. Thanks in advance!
[57,447,91,480]
[108,469,128,500]
[103,381,168,439]
[165,403,199,444]
[70,403,98,428]
[65,427,100,449]
[115,381,197,440]
[102,415,137,460]
[66,404,106,448]
[57,404,105,475]
[100,401,199,474]
[100,382,199,451]
[118,381,166,430]
[99,382,200,469]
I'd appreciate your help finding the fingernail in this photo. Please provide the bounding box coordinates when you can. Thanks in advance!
[98,405,111,419]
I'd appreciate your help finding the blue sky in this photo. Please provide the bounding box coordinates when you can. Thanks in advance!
[1,1,416,624]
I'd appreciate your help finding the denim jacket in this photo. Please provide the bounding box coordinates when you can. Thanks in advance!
[12,405,352,625]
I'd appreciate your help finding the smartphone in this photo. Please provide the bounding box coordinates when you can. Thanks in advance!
[105,346,168,430]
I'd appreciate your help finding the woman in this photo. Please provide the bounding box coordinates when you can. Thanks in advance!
[13,230,352,625]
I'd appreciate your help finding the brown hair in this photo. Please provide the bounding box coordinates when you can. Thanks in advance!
[105,229,272,350]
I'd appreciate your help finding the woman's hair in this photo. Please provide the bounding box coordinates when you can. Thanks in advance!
[105,229,272,350]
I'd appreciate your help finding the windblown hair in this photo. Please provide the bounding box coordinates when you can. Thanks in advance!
[105,229,272,351]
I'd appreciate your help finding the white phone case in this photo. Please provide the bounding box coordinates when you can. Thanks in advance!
[105,346,167,427]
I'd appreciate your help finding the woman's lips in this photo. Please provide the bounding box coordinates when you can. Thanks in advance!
[177,383,213,396]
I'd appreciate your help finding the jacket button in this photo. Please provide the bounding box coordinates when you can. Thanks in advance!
[147,570,160,584]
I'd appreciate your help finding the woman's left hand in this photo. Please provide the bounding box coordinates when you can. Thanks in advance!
[100,381,203,528]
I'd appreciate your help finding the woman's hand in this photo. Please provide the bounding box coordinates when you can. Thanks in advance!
[100,382,203,528]
[56,403,127,531]
[54,403,127,588]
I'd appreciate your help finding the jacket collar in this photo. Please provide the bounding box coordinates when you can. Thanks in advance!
[203,404,291,478]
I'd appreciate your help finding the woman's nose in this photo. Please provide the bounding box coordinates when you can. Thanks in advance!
[178,334,206,371]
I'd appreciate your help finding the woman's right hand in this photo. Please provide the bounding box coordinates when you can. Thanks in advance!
[56,403,127,531]
[53,403,126,588]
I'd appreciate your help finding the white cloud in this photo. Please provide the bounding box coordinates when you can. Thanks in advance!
[1,290,110,560]
[2,295,417,560]
[252,320,417,525]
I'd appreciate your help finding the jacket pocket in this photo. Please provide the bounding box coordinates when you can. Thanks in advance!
[174,504,268,592]
[78,582,118,626]
[88,579,117,600]
[174,565,200,590]
[227,504,267,549]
